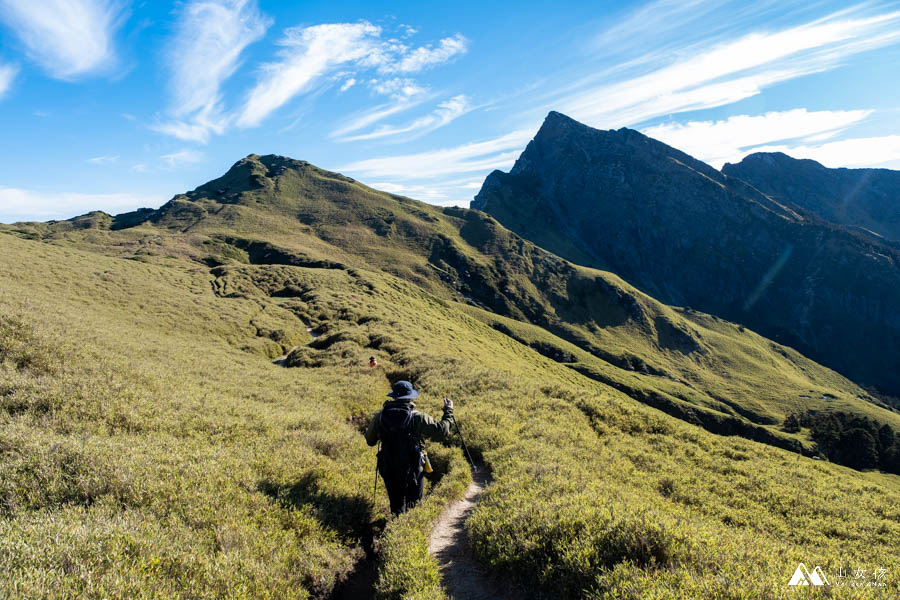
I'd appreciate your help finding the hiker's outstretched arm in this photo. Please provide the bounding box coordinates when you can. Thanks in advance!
[416,405,453,441]
[365,412,380,446]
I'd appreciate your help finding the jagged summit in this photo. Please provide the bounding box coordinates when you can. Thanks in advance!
[477,111,744,213]
[473,111,900,395]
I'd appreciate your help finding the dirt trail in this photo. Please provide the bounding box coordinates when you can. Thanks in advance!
[274,327,321,367]
[428,470,508,600]
[273,346,298,366]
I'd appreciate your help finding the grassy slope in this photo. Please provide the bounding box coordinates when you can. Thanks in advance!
[1,155,898,598]
[9,154,895,444]
[2,230,898,599]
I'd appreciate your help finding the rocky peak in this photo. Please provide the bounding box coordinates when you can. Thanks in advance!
[472,111,900,395]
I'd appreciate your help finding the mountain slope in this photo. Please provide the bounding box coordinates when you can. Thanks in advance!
[723,152,900,241]
[472,111,900,396]
[6,153,897,451]
[2,155,900,598]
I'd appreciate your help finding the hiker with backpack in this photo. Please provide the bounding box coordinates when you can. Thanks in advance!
[365,380,453,515]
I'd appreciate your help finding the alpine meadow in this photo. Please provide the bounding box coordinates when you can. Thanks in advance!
[3,1,900,599]
[1,148,898,599]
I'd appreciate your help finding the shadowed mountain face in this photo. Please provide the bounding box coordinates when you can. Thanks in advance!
[723,152,900,242]
[472,111,900,395]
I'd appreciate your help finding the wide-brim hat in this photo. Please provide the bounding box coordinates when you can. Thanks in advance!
[387,380,419,400]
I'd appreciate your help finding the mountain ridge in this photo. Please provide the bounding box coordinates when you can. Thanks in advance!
[3,144,900,599]
[473,111,900,396]
[723,151,900,242]
[5,150,898,457]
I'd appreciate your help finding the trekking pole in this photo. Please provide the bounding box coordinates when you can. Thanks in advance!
[372,442,380,506]
[452,415,477,471]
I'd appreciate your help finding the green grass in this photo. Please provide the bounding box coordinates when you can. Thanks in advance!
[1,156,899,598]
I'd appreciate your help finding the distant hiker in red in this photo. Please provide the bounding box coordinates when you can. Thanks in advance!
[369,356,378,368]
[365,380,453,515]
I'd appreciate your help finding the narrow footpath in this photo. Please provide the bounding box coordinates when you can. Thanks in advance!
[274,326,320,367]
[427,470,508,600]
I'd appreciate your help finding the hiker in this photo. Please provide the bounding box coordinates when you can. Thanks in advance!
[369,356,378,368]
[366,380,453,515]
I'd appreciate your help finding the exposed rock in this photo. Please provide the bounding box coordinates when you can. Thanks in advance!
[473,111,900,395]
[723,152,900,242]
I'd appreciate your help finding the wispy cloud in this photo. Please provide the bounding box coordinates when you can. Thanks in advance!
[235,23,468,130]
[160,149,205,168]
[750,135,900,168]
[87,154,120,165]
[338,128,533,179]
[338,94,472,142]
[365,176,487,205]
[0,62,16,97]
[149,16,468,141]
[0,0,127,79]
[329,77,433,138]
[129,150,206,174]
[154,0,270,143]
[0,187,164,223]
[368,77,428,97]
[332,98,429,139]
[379,33,468,73]
[557,8,900,129]
[643,108,873,167]
[365,181,450,202]
[236,22,382,128]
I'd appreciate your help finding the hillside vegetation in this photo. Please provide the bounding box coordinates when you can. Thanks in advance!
[7,154,896,448]
[1,154,899,598]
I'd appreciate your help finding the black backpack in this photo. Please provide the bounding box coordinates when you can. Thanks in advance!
[378,402,423,479]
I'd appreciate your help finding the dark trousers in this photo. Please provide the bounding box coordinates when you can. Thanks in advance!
[380,465,425,515]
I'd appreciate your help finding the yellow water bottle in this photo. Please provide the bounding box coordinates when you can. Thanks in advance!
[423,451,434,473]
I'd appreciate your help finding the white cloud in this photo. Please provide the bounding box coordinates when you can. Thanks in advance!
[0,187,164,223]
[328,78,432,138]
[152,118,224,144]
[748,136,900,168]
[0,62,17,97]
[558,9,900,129]
[234,23,468,130]
[0,0,126,79]
[642,108,873,167]
[160,149,205,169]
[366,175,487,205]
[128,150,205,174]
[236,22,383,128]
[368,77,427,97]
[379,33,468,73]
[149,17,467,139]
[87,154,120,165]
[339,128,534,179]
[338,94,472,142]
[154,0,270,144]
[331,96,429,139]
[366,182,448,202]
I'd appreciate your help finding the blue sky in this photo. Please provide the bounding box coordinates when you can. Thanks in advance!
[2,0,900,222]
